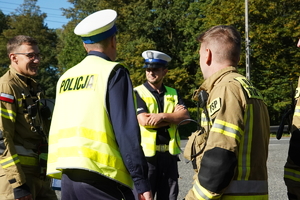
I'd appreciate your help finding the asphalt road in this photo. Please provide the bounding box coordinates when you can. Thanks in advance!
[178,137,290,200]
[55,137,290,200]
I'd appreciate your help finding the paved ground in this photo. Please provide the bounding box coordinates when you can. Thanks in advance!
[55,137,290,200]
[178,137,290,200]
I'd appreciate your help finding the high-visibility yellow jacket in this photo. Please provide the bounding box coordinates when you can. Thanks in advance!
[134,85,181,157]
[186,67,270,200]
[47,55,133,188]
[0,66,46,189]
[284,76,300,199]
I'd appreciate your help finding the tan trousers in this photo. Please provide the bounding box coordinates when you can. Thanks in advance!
[0,166,57,200]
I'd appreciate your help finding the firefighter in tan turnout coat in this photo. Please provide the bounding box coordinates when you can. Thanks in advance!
[283,39,300,200]
[184,25,270,200]
[0,35,57,200]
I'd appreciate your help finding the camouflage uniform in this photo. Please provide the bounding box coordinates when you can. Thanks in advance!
[0,66,57,200]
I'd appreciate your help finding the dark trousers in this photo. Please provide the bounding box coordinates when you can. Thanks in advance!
[61,169,135,200]
[145,152,179,200]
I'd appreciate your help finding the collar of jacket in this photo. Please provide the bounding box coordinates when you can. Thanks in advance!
[143,81,166,94]
[9,65,38,90]
[88,51,111,61]
[200,66,237,93]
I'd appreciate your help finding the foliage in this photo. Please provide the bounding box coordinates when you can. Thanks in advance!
[0,0,299,125]
[0,0,59,98]
[0,10,9,73]
[194,0,300,125]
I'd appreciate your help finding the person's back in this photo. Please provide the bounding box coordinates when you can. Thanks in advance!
[47,9,152,200]
[283,39,300,200]
[185,25,269,200]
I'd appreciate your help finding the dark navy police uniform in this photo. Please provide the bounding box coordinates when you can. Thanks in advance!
[135,82,186,200]
[62,51,150,200]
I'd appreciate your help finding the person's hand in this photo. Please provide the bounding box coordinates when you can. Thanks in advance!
[16,194,33,200]
[174,104,186,112]
[138,191,153,200]
[145,113,164,126]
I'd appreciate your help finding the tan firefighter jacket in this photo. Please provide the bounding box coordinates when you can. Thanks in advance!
[0,66,47,189]
[284,76,300,199]
[185,67,270,200]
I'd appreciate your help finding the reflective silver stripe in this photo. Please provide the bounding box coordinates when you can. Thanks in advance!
[212,121,242,140]
[294,107,300,116]
[156,144,169,152]
[0,108,16,122]
[15,145,38,157]
[224,180,268,194]
[0,155,19,167]
[193,183,211,200]
[192,181,221,200]
[284,168,300,182]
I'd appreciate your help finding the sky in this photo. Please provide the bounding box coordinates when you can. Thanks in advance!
[0,0,72,29]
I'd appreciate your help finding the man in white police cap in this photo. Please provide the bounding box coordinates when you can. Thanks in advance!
[134,50,190,200]
[47,9,152,200]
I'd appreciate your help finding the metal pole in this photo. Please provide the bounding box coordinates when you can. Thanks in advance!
[245,0,250,80]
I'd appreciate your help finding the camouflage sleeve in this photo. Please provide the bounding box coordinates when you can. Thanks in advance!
[0,83,26,188]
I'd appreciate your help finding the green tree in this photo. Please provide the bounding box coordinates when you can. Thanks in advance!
[58,0,300,125]
[116,0,205,108]
[0,0,59,98]
[194,0,300,125]
[56,0,102,75]
[59,0,205,108]
[0,10,10,73]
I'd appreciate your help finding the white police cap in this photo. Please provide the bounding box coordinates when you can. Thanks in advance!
[74,9,117,44]
[142,50,171,68]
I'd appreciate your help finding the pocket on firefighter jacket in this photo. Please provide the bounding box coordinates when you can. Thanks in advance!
[183,129,207,161]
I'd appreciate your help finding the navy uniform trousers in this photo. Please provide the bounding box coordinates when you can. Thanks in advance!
[147,151,179,200]
[61,169,135,200]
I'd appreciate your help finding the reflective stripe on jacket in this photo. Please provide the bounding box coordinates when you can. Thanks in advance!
[0,67,44,188]
[47,55,133,188]
[134,84,180,157]
[284,76,300,198]
[188,67,269,200]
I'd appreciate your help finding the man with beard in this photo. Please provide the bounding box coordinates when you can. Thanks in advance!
[0,35,57,200]
[134,50,190,200]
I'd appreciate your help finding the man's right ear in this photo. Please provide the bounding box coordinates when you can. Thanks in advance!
[9,53,17,63]
[111,35,116,49]
[83,42,89,52]
[205,48,212,66]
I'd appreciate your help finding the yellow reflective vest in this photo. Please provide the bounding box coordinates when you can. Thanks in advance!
[134,84,181,157]
[47,55,133,188]
[186,67,269,200]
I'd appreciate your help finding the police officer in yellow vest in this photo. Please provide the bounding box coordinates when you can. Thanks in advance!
[184,25,270,200]
[134,50,190,200]
[0,35,57,200]
[46,9,152,200]
[284,38,300,200]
